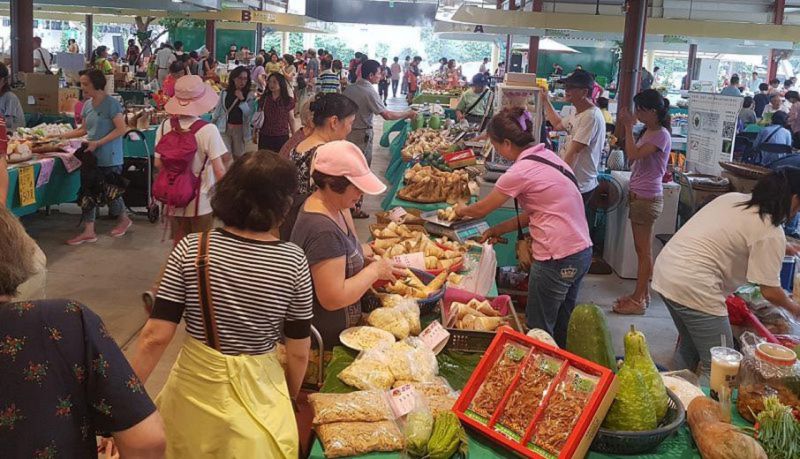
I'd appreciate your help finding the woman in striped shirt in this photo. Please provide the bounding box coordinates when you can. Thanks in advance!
[130,151,312,458]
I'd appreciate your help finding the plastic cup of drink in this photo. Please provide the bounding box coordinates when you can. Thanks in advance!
[709,346,743,402]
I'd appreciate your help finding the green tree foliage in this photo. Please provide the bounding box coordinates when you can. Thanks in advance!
[314,35,360,61]
[420,27,492,64]
[261,32,304,54]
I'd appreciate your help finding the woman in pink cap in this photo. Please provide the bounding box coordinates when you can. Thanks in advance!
[142,75,230,311]
[290,140,403,354]
[455,107,593,348]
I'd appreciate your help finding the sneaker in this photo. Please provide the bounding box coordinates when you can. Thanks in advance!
[110,219,133,238]
[67,234,98,246]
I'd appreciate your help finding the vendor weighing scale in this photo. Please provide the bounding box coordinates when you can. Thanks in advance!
[420,211,491,243]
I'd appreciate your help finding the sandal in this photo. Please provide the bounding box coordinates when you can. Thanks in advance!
[613,296,647,315]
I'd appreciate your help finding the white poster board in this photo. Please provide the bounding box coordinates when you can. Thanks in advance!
[686,92,743,175]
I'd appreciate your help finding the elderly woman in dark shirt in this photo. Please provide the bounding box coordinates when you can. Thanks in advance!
[0,205,165,458]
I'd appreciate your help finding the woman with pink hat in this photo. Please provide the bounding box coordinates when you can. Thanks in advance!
[290,140,403,354]
[142,75,229,311]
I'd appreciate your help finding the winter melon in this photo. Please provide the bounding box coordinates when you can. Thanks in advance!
[428,115,442,130]
[412,113,426,131]
[565,303,617,373]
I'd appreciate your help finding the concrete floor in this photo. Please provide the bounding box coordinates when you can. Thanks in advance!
[21,94,678,398]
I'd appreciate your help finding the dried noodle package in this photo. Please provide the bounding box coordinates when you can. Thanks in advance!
[387,338,438,383]
[308,390,393,425]
[338,347,395,391]
[317,421,404,458]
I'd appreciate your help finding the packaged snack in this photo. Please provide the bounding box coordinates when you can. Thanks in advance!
[338,347,395,391]
[309,390,393,425]
[317,421,404,458]
[388,338,439,383]
[467,343,529,421]
[393,378,459,417]
[530,367,599,455]
[495,353,564,439]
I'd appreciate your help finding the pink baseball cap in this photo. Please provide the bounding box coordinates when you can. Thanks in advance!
[313,141,387,195]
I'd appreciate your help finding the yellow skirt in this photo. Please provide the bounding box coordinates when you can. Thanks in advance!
[156,337,299,459]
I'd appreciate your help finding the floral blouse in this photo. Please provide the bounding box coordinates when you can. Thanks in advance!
[0,300,156,458]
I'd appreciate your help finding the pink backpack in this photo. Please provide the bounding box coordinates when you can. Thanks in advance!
[153,118,208,210]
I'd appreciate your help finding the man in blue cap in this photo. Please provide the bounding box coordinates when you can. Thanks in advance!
[456,73,491,124]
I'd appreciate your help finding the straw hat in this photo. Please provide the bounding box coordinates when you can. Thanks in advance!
[164,75,219,117]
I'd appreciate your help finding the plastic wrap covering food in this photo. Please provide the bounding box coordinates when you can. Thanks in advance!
[309,390,393,425]
[496,353,564,437]
[468,343,529,420]
[736,332,800,423]
[531,367,598,455]
[394,378,461,417]
[368,295,421,339]
[317,421,404,458]
[388,338,439,383]
[338,347,395,391]
[736,285,800,335]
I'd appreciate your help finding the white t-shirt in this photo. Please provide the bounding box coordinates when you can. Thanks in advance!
[559,106,605,193]
[155,48,176,70]
[154,117,228,217]
[652,193,785,316]
[33,47,53,73]
[390,63,402,81]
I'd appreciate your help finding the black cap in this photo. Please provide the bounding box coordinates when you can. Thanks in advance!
[471,73,488,87]
[557,69,595,90]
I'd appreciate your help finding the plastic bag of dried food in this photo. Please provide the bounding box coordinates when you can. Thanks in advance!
[393,377,460,416]
[735,285,800,335]
[495,353,564,439]
[467,343,529,423]
[338,346,395,391]
[380,294,422,335]
[368,307,411,340]
[736,332,800,423]
[309,390,393,425]
[388,338,439,383]
[317,421,404,458]
[531,367,598,455]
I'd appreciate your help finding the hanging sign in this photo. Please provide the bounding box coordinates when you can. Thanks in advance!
[18,165,36,207]
[686,92,743,175]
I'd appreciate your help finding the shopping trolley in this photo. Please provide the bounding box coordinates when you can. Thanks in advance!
[122,129,159,223]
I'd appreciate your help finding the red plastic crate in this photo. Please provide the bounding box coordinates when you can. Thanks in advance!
[452,327,618,459]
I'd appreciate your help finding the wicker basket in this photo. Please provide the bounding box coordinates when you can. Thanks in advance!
[718,161,771,180]
[589,389,686,455]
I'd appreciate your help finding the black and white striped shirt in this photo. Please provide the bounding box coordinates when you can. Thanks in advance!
[152,228,314,355]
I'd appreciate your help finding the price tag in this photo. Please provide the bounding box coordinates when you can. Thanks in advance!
[18,166,36,207]
[419,320,450,354]
[392,252,426,271]
[388,384,419,418]
[388,206,407,223]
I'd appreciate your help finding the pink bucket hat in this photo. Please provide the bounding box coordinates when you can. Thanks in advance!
[164,75,219,117]
[313,141,386,195]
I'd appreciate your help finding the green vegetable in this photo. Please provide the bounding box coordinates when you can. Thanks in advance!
[412,113,426,131]
[624,325,668,421]
[405,409,434,457]
[427,412,468,459]
[602,363,657,431]
[750,395,800,459]
[566,304,617,372]
[429,115,442,130]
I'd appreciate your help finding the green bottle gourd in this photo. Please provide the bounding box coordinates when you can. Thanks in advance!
[624,325,669,421]
[565,304,617,373]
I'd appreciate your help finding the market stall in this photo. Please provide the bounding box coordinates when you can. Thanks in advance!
[6,158,80,217]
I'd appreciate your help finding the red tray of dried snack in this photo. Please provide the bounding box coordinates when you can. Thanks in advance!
[452,327,618,459]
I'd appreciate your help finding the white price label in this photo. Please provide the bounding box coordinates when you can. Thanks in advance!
[388,384,418,418]
[388,207,408,223]
[392,252,426,271]
[419,320,450,354]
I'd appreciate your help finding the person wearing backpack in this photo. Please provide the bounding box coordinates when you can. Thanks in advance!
[61,69,130,245]
[154,75,228,244]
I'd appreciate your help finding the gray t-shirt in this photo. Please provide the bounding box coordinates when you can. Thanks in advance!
[290,209,365,349]
[343,80,386,130]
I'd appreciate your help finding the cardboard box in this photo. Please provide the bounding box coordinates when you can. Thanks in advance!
[504,72,538,87]
[12,73,59,114]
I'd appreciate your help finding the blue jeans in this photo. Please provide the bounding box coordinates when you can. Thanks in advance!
[82,165,125,223]
[662,295,733,384]
[785,213,800,238]
[526,247,593,347]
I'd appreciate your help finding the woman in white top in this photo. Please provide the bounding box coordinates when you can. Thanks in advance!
[653,169,800,381]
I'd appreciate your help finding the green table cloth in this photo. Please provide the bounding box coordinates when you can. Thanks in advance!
[413,93,459,105]
[744,123,763,133]
[24,113,76,128]
[6,158,80,217]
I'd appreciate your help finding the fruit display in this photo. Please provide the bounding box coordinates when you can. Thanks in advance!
[398,164,472,204]
[602,325,669,431]
[445,299,508,332]
[402,128,451,160]
[565,303,617,373]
